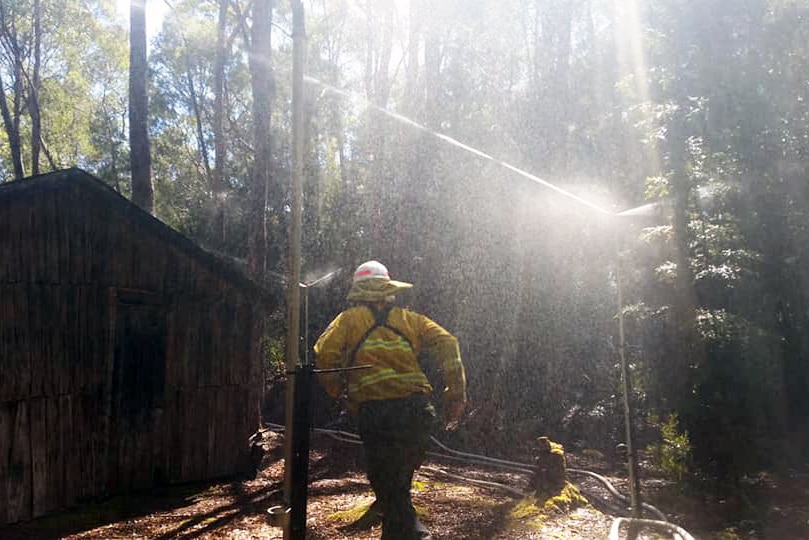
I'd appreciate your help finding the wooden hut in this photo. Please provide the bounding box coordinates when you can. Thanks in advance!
[0,168,273,524]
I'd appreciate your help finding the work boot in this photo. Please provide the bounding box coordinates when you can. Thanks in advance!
[378,517,431,540]
[415,518,432,540]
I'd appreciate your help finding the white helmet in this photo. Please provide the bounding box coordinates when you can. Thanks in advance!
[353,260,392,283]
[348,260,413,301]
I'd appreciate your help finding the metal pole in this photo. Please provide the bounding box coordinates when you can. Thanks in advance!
[615,253,643,535]
[303,286,309,366]
[289,364,313,538]
[283,1,306,539]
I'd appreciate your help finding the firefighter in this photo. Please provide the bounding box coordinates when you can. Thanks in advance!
[315,260,467,540]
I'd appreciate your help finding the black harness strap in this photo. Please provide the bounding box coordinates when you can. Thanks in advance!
[349,304,415,367]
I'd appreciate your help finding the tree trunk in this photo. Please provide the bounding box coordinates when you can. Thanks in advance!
[186,69,212,179]
[373,3,394,107]
[247,0,274,278]
[129,0,153,213]
[365,1,395,250]
[549,0,573,176]
[12,43,24,174]
[0,70,24,179]
[212,0,229,246]
[30,0,42,175]
[533,0,574,176]
[0,2,27,179]
[667,123,700,409]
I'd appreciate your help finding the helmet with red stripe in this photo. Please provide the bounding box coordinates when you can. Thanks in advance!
[348,261,412,302]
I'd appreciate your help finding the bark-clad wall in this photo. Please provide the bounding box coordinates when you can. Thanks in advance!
[0,170,266,524]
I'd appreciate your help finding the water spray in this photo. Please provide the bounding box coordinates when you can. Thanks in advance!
[303,74,656,525]
[301,268,341,366]
[304,75,612,216]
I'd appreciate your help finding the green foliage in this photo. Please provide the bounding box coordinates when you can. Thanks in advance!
[263,337,286,380]
[645,175,670,200]
[0,0,129,179]
[647,414,691,482]
[4,0,809,501]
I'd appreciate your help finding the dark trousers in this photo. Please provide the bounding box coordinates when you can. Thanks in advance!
[358,395,436,540]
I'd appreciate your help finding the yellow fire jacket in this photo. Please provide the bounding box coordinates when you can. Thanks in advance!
[314,304,467,411]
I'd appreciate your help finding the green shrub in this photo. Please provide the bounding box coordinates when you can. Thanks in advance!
[647,414,691,482]
[264,336,286,380]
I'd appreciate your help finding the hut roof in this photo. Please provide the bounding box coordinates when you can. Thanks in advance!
[0,168,277,307]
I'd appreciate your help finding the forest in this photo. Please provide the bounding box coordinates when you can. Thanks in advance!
[1,0,809,537]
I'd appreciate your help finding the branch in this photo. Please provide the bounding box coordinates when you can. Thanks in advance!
[231,0,253,48]
[38,132,58,170]
[227,120,255,155]
[185,67,213,179]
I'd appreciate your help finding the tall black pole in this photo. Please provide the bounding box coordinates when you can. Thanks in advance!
[289,364,313,538]
[283,1,306,539]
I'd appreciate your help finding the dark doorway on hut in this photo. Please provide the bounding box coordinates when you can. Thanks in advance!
[108,290,167,493]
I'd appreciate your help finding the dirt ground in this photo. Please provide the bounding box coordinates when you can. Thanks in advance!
[2,432,809,539]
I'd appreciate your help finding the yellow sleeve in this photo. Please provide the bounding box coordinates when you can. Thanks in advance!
[314,312,349,399]
[419,315,467,404]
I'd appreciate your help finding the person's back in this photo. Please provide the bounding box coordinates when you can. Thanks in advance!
[315,261,466,540]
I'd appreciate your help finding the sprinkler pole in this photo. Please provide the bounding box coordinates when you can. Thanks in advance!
[614,202,668,538]
[283,1,306,539]
[615,259,642,522]
[289,362,313,537]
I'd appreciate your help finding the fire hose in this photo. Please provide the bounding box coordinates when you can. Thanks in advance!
[610,518,695,540]
[260,423,695,539]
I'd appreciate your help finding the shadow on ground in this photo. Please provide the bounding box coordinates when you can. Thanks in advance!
[0,473,284,540]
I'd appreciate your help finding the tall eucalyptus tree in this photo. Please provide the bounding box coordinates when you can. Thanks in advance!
[129,0,153,212]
